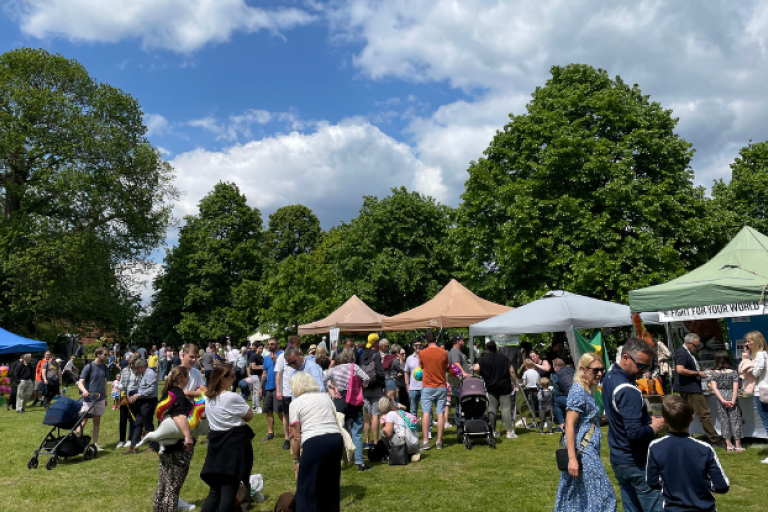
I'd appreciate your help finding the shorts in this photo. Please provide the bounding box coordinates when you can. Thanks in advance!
[282,396,293,415]
[80,399,106,417]
[385,379,397,392]
[263,389,282,414]
[363,388,384,416]
[421,386,448,414]
[35,380,44,392]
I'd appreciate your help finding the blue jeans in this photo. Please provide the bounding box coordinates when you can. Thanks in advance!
[345,406,365,465]
[611,464,663,512]
[238,379,251,400]
[452,386,462,426]
[553,395,568,425]
[755,395,768,432]
[158,360,167,381]
[409,389,433,425]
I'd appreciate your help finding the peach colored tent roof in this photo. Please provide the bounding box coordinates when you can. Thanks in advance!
[298,295,388,335]
[381,279,513,331]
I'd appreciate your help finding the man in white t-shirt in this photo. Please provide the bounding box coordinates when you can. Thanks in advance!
[175,343,207,512]
[276,336,300,450]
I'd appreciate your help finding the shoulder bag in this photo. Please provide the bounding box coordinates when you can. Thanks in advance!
[346,364,364,406]
[555,423,595,472]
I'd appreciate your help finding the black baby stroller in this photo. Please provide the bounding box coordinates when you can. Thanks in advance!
[456,377,495,450]
[28,395,99,470]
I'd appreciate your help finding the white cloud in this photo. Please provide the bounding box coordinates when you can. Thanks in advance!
[10,0,317,52]
[170,118,445,226]
[144,113,170,137]
[329,0,768,195]
[189,109,308,141]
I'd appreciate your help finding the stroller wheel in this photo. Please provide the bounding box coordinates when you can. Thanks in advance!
[83,445,97,460]
[45,456,58,470]
[27,457,38,470]
[488,436,497,449]
[457,426,464,442]
[464,436,472,450]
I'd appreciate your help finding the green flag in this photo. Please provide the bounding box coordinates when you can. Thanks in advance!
[574,329,610,413]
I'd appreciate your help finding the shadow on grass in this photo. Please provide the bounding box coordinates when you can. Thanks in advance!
[341,484,367,504]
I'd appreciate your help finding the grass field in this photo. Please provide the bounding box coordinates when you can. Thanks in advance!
[1,394,767,512]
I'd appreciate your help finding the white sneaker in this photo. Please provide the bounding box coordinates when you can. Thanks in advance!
[445,422,453,428]
[177,498,196,511]
[761,456,768,465]
[428,431,432,439]
[506,432,518,439]
[115,442,124,449]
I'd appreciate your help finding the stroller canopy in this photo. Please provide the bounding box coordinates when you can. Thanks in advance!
[0,327,47,355]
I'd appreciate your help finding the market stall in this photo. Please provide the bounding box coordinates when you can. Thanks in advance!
[629,226,768,439]
[297,295,388,335]
[381,279,512,331]
[0,327,47,355]
[469,290,659,362]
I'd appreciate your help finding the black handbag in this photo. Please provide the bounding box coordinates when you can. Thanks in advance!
[388,441,409,466]
[555,423,595,472]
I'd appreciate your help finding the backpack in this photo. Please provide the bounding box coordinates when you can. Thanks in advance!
[361,359,377,385]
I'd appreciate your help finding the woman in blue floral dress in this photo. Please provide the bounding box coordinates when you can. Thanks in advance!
[554,353,617,512]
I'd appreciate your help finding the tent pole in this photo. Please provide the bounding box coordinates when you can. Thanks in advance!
[470,336,474,365]
[566,325,579,363]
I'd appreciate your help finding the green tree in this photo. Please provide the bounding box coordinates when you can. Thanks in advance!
[712,140,768,235]
[267,204,323,261]
[455,64,725,306]
[0,48,176,336]
[261,187,455,335]
[167,182,266,343]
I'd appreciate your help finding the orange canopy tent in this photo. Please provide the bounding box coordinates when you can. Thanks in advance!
[381,279,513,331]
[297,295,388,335]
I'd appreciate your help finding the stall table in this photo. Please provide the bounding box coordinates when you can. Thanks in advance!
[689,394,767,439]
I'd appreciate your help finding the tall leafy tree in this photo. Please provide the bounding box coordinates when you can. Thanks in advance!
[455,64,725,305]
[267,204,323,261]
[262,187,455,335]
[0,48,176,336]
[712,140,768,235]
[170,182,266,343]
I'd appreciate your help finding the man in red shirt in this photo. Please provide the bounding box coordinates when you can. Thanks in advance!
[418,331,449,450]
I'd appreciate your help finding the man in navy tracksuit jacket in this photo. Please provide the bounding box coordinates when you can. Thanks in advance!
[646,395,729,512]
[603,338,666,512]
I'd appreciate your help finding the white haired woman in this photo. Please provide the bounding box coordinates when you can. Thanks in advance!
[289,371,344,512]
[554,353,617,512]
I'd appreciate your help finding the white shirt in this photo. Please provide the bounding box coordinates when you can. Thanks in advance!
[184,367,205,392]
[274,353,295,397]
[384,411,418,446]
[289,392,340,445]
[522,369,540,389]
[205,391,250,431]
[753,351,768,390]
[227,348,239,363]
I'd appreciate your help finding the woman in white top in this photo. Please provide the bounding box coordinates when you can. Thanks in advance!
[745,330,768,464]
[378,395,420,461]
[200,363,254,512]
[289,371,343,512]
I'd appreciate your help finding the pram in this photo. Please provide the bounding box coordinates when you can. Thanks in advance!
[456,377,495,450]
[28,395,99,470]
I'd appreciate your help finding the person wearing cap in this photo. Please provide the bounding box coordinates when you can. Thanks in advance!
[361,333,386,449]
[448,334,472,429]
[306,344,317,362]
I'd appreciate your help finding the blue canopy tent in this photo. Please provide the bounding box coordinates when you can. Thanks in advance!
[0,327,47,355]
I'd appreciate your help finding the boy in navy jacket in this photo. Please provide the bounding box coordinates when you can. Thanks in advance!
[646,395,729,512]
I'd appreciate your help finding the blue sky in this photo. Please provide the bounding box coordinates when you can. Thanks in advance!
[3,1,768,299]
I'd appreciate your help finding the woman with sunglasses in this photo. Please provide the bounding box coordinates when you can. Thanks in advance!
[744,331,768,464]
[395,346,408,409]
[554,353,616,512]
[200,363,254,512]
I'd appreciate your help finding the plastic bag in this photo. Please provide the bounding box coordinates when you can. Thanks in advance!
[249,474,264,503]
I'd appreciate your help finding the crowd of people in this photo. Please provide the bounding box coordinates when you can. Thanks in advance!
[4,327,768,512]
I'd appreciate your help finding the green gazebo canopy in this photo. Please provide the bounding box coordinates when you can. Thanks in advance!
[629,226,768,313]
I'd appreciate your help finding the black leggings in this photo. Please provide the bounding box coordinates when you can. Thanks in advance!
[119,403,134,443]
[201,475,238,512]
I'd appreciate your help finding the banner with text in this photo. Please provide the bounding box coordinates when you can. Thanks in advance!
[658,302,768,322]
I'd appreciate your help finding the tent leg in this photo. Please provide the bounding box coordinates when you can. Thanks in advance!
[566,326,579,363]
[470,336,474,365]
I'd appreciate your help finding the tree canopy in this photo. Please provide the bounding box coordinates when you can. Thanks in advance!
[0,48,176,338]
[454,64,727,306]
[712,140,768,235]
[267,204,323,261]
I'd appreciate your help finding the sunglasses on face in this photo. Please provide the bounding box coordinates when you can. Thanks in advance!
[587,367,605,375]
[287,359,300,368]
[625,353,648,371]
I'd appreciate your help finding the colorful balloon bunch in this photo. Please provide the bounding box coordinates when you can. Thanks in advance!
[0,368,10,395]
[0,366,8,377]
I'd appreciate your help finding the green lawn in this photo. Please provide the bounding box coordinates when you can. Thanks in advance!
[0,395,766,512]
